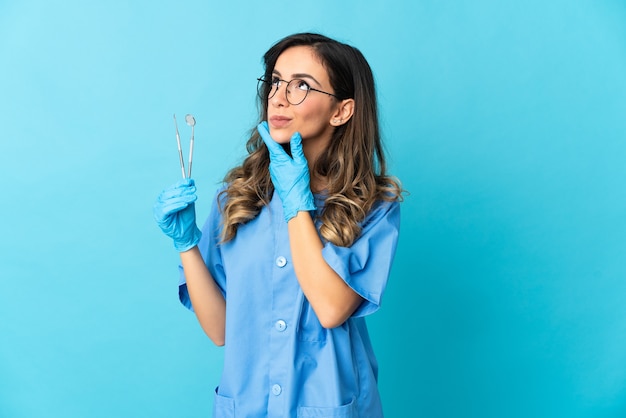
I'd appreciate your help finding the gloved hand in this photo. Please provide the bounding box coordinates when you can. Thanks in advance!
[257,121,316,222]
[153,178,202,252]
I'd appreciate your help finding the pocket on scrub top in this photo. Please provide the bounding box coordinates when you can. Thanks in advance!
[296,397,357,418]
[213,387,235,417]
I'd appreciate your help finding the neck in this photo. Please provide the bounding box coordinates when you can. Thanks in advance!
[310,173,328,194]
[301,129,333,193]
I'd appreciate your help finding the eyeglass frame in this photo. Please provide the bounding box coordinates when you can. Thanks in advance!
[257,76,340,105]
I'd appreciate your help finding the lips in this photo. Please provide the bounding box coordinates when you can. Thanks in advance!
[269,115,292,128]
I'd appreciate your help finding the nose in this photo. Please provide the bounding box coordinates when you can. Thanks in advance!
[270,81,289,107]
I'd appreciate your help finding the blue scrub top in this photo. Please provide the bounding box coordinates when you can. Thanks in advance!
[179,189,401,418]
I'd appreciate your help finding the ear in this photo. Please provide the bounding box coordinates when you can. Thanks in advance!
[330,99,355,127]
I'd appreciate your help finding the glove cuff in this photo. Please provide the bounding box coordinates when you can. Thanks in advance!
[284,194,316,222]
[174,226,202,252]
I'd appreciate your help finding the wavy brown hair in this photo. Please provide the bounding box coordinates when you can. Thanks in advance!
[219,33,402,247]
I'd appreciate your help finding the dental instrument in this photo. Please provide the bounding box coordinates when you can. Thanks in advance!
[185,114,196,178]
[173,114,186,179]
[172,113,197,179]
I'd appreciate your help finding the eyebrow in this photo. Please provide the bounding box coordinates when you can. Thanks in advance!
[272,69,323,88]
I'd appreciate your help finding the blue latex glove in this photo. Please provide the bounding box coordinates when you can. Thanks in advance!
[153,178,202,252]
[257,121,316,222]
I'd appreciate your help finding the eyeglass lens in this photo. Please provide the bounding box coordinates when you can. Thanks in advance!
[257,78,309,105]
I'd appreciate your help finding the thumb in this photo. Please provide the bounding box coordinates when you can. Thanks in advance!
[257,121,285,158]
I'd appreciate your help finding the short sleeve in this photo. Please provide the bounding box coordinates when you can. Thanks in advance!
[321,199,401,317]
[178,187,228,311]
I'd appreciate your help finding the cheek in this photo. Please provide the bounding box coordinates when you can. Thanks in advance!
[296,105,333,135]
[299,121,327,139]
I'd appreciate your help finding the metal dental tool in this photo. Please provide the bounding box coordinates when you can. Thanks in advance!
[185,114,196,178]
[172,113,197,179]
[173,114,186,179]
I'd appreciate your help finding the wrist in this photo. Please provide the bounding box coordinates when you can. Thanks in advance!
[287,210,314,222]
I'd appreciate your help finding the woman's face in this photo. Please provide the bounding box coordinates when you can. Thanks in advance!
[266,46,340,156]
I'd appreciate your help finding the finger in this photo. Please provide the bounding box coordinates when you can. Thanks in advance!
[161,178,195,195]
[160,192,197,206]
[154,197,195,220]
[289,132,307,164]
[257,122,288,160]
[159,200,190,216]
[156,192,197,212]
[154,200,186,223]
[159,183,197,200]
[176,178,195,188]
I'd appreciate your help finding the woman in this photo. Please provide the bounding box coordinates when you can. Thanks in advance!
[154,32,403,417]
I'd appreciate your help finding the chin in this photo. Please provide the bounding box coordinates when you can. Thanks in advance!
[269,128,295,144]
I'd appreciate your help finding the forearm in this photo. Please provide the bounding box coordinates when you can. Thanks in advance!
[288,211,362,328]
[179,246,226,346]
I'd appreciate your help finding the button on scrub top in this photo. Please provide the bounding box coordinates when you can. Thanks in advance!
[179,189,401,418]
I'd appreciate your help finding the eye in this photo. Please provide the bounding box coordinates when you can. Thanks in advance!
[270,76,281,87]
[294,79,311,91]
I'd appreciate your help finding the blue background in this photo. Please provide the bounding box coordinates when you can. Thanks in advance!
[1,1,625,417]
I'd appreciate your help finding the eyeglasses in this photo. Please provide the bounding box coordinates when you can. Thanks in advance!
[257,76,339,105]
